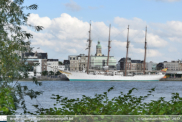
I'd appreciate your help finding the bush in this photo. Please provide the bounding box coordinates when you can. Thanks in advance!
[29,87,182,115]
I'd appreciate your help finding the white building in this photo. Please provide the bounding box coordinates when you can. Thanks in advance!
[24,52,48,77]
[59,65,65,70]
[147,61,157,71]
[163,61,182,71]
[47,59,59,73]
[25,59,42,78]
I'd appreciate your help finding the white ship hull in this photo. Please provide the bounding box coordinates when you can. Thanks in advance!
[62,71,165,81]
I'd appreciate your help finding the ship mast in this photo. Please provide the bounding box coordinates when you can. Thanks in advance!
[124,25,130,76]
[143,26,147,74]
[107,24,111,69]
[87,22,91,74]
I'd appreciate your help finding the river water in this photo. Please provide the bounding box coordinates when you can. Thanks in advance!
[16,81,182,114]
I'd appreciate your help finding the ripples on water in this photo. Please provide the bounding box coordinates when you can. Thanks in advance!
[16,81,182,114]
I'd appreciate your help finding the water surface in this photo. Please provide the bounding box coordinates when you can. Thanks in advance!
[16,81,182,113]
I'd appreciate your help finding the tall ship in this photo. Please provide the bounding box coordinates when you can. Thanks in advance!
[59,23,165,81]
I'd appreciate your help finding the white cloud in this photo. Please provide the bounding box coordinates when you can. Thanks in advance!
[151,21,182,43]
[64,0,81,11]
[25,13,182,62]
[168,47,178,52]
[27,14,51,29]
[147,33,168,47]
[114,17,168,48]
[114,17,147,30]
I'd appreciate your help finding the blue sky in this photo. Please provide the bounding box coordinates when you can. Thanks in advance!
[22,0,182,63]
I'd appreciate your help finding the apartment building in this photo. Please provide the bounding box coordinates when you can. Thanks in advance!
[69,54,88,71]
[63,60,70,71]
[119,58,132,70]
[24,52,48,72]
[47,59,59,73]
[163,61,182,71]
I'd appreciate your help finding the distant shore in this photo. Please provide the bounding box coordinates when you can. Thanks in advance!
[160,78,182,81]
[17,77,182,81]
[18,74,69,81]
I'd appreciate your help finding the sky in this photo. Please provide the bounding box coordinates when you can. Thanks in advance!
[21,0,182,63]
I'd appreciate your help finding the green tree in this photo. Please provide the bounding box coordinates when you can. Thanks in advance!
[55,71,61,76]
[59,61,63,65]
[49,71,54,76]
[0,0,43,114]
[31,87,182,116]
[42,71,48,76]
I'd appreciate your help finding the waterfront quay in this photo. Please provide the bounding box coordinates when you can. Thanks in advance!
[18,75,69,81]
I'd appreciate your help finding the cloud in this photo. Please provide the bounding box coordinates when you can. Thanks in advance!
[64,0,81,11]
[26,13,182,62]
[114,17,168,48]
[114,17,147,30]
[26,13,89,60]
[151,21,182,43]
[27,14,51,29]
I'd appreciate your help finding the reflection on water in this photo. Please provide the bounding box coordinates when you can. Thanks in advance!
[16,81,182,114]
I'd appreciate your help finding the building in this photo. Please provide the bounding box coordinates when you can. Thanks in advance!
[47,59,59,73]
[24,52,48,72]
[69,55,79,71]
[131,60,142,70]
[147,61,157,71]
[90,56,116,70]
[23,52,44,77]
[68,41,117,71]
[91,41,116,70]
[25,59,42,77]
[141,61,148,71]
[156,63,164,70]
[119,58,143,71]
[116,63,120,70]
[63,60,70,71]
[59,65,65,70]
[77,54,88,71]
[163,60,182,71]
[119,58,131,70]
[69,54,88,71]
[95,41,102,56]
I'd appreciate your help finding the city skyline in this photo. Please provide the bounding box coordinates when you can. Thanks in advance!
[22,0,182,63]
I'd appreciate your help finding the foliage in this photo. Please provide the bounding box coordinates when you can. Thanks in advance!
[0,0,43,115]
[29,87,182,116]
[42,71,48,76]
[59,61,63,65]
[49,71,54,76]
[0,87,15,115]
[55,71,61,76]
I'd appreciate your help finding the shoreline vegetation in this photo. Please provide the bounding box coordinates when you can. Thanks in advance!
[26,87,182,115]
